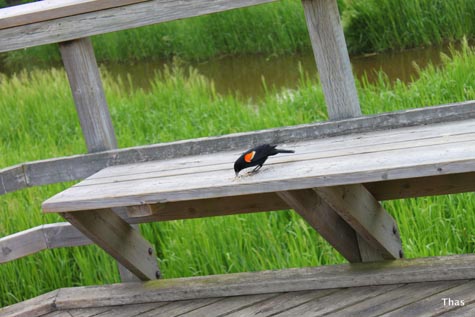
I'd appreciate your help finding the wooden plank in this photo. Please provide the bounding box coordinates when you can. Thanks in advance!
[365,172,475,200]
[0,164,26,195]
[0,0,277,53]
[61,120,475,183]
[79,127,475,185]
[177,293,277,317]
[61,306,112,317]
[332,280,465,317]
[62,208,159,281]
[0,222,98,264]
[127,193,287,219]
[224,290,338,317]
[66,303,167,317]
[273,284,402,317]
[381,280,475,317]
[438,303,475,317]
[2,103,474,195]
[42,137,475,213]
[0,225,47,264]
[277,190,361,263]
[53,255,475,308]
[0,0,150,30]
[42,222,91,248]
[40,311,72,317]
[59,37,117,153]
[314,184,402,260]
[133,298,222,317]
[0,290,58,317]
[302,0,361,119]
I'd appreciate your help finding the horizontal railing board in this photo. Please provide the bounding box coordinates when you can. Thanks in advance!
[0,223,91,264]
[0,164,26,194]
[0,0,277,53]
[0,0,150,30]
[1,102,474,197]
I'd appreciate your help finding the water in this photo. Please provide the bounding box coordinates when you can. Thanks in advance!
[102,45,451,100]
[1,44,452,101]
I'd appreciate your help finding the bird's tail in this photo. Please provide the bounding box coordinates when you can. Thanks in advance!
[275,148,294,154]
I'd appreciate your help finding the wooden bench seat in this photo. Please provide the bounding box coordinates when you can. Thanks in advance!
[42,118,475,214]
[40,117,475,281]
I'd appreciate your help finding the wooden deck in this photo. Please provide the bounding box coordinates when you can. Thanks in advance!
[3,254,475,317]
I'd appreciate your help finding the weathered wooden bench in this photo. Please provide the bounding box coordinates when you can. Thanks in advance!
[1,0,475,297]
[41,107,475,280]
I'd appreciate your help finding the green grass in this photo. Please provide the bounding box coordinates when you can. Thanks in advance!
[343,0,475,54]
[1,42,475,307]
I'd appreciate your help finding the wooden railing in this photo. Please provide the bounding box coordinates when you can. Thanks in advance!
[0,0,278,52]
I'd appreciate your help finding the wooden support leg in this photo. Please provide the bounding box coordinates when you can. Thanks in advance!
[62,209,159,281]
[59,37,117,152]
[277,190,362,263]
[314,184,403,261]
[302,0,361,120]
[60,38,140,282]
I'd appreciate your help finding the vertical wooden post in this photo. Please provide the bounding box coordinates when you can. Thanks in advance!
[59,37,144,282]
[59,37,117,152]
[300,0,402,262]
[302,0,361,120]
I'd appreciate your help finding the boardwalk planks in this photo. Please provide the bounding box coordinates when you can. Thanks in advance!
[2,255,475,316]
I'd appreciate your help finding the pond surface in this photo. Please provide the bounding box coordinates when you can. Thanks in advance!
[1,44,453,101]
[102,44,452,100]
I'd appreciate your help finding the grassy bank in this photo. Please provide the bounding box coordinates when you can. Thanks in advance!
[1,43,475,307]
[343,0,475,54]
[3,0,475,67]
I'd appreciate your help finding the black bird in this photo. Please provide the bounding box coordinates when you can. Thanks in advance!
[234,144,294,176]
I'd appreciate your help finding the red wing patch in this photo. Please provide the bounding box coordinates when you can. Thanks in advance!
[244,151,256,163]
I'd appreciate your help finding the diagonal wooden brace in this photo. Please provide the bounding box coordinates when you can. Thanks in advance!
[278,189,362,263]
[314,184,403,261]
[62,208,159,281]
